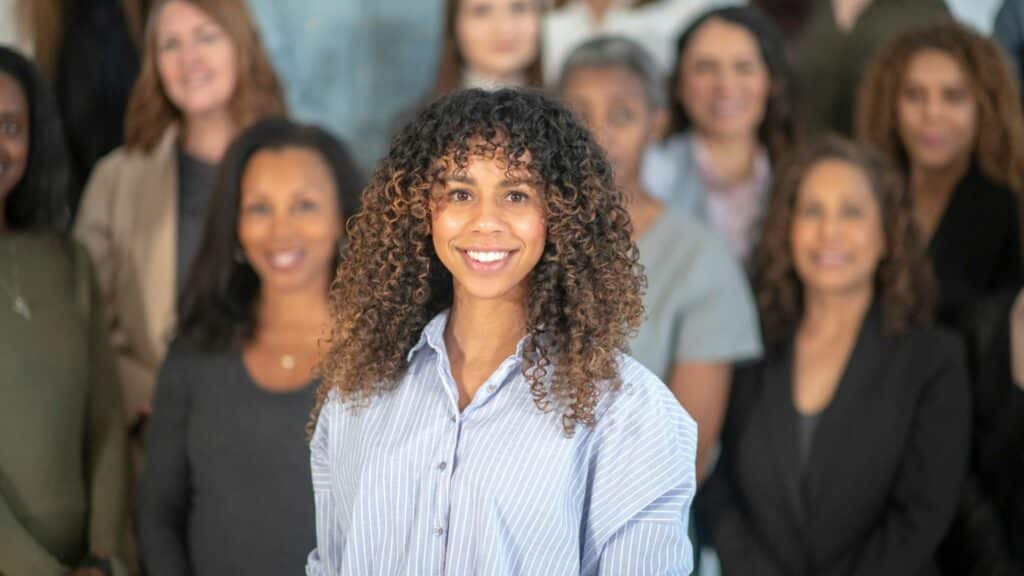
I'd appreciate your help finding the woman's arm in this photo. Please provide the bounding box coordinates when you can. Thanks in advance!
[666,361,730,485]
[79,242,128,565]
[137,351,193,575]
[846,335,971,575]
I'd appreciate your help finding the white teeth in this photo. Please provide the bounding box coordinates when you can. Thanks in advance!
[467,250,509,263]
[269,250,302,267]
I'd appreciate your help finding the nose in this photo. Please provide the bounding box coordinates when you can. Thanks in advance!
[268,209,297,239]
[470,196,507,234]
[818,212,841,242]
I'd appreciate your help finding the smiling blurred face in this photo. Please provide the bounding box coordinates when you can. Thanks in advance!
[431,151,546,303]
[562,66,660,188]
[0,71,28,204]
[790,159,886,299]
[238,147,343,293]
[155,0,239,120]
[897,49,978,174]
[455,0,540,81]
[678,18,770,141]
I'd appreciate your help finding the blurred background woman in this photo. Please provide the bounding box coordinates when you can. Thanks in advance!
[139,117,363,575]
[857,19,1024,337]
[643,5,798,262]
[432,0,543,95]
[74,0,286,437]
[703,137,968,575]
[0,45,127,576]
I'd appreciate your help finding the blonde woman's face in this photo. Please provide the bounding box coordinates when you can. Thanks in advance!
[155,0,239,120]
[455,0,540,82]
[897,49,978,173]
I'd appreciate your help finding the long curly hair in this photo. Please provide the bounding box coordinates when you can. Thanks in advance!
[124,0,286,152]
[751,136,935,346]
[857,18,1024,193]
[668,5,800,164]
[313,88,645,435]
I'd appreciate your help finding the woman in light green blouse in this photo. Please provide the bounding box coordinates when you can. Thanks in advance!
[0,46,127,576]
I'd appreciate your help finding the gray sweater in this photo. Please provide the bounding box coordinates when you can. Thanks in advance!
[139,343,316,575]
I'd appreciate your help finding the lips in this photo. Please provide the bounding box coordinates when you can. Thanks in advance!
[458,248,516,273]
[810,250,851,268]
[265,248,306,271]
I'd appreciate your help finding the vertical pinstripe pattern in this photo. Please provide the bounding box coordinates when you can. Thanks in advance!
[306,311,697,575]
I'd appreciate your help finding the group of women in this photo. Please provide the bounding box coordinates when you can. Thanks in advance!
[3,0,1024,574]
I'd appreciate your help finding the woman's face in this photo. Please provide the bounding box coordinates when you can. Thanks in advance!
[562,66,662,188]
[238,146,343,294]
[455,0,540,81]
[431,152,546,304]
[790,159,886,299]
[0,71,28,202]
[678,18,771,141]
[155,0,239,121]
[897,49,978,174]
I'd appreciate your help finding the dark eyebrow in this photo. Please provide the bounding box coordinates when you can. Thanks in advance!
[442,174,535,187]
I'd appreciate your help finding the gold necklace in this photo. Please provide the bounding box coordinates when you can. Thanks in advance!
[0,240,31,321]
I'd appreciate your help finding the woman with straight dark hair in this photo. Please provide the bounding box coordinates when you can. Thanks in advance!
[643,5,798,261]
[139,117,364,575]
[0,45,127,576]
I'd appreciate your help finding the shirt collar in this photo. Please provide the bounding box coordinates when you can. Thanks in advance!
[405,308,533,365]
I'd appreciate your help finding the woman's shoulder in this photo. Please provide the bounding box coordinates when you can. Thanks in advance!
[604,353,697,433]
[90,128,178,183]
[161,337,240,378]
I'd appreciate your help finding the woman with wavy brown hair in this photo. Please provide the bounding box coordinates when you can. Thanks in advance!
[857,19,1024,335]
[73,0,286,438]
[305,88,697,574]
[701,137,969,575]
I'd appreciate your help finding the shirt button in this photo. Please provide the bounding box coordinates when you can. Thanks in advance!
[487,384,497,393]
[438,461,447,471]
[449,415,457,423]
[434,527,444,536]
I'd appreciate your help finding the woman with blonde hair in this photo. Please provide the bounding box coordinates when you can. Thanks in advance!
[857,19,1024,335]
[74,0,286,438]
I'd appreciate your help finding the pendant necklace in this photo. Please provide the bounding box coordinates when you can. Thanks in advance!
[280,354,296,370]
[0,240,31,321]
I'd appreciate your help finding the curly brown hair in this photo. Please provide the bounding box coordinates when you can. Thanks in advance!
[856,18,1024,193]
[751,136,935,345]
[123,0,286,152]
[312,88,645,435]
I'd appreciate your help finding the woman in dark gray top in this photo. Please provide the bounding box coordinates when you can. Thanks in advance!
[139,117,364,575]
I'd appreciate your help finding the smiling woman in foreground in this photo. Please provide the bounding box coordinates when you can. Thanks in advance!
[305,88,698,575]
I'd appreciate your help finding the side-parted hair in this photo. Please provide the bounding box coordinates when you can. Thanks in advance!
[177,117,365,350]
[557,35,665,110]
[751,136,934,345]
[668,5,798,163]
[857,18,1024,193]
[123,0,286,152]
[0,45,71,231]
[432,0,544,96]
[314,88,645,436]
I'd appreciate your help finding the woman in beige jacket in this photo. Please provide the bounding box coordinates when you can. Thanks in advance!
[74,0,286,432]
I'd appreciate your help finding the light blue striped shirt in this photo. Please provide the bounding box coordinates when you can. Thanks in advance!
[306,310,697,575]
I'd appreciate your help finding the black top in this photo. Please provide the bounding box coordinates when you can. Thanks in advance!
[929,166,1022,335]
[701,309,970,576]
[175,148,216,296]
[139,342,317,575]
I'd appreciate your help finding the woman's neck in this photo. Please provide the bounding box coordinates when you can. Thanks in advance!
[799,286,873,340]
[698,133,759,183]
[445,293,527,366]
[256,279,332,336]
[181,110,236,163]
[462,67,527,91]
[910,156,969,201]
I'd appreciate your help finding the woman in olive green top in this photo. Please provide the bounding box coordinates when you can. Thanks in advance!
[0,46,127,576]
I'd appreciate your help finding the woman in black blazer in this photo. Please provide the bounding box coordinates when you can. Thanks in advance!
[701,137,970,575]
[857,20,1024,336]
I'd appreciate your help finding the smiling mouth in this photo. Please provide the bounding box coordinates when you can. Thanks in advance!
[459,249,516,272]
[266,248,307,271]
